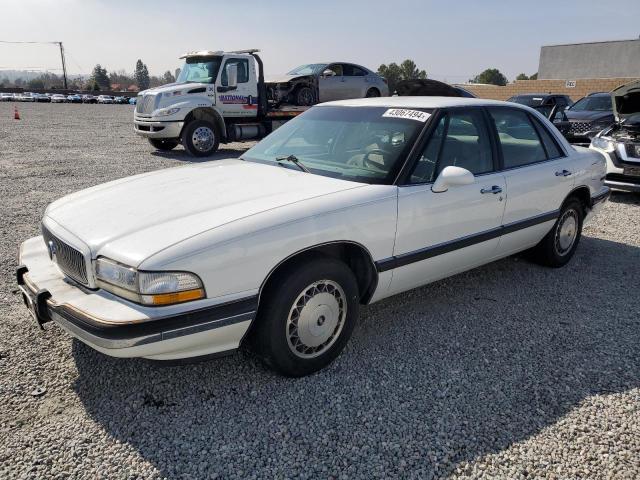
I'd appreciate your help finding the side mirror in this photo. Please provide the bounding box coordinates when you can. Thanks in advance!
[431,166,474,193]
[225,64,238,88]
[322,69,336,77]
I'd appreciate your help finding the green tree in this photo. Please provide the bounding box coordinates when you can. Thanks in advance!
[470,68,508,86]
[92,80,100,91]
[162,70,176,84]
[515,73,529,81]
[134,59,150,90]
[529,72,538,80]
[378,59,428,94]
[90,64,110,89]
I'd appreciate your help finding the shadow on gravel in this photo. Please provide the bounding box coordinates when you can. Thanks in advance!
[608,190,640,206]
[71,236,640,478]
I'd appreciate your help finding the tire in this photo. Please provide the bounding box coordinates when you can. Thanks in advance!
[148,138,179,151]
[295,86,315,106]
[530,198,584,268]
[251,257,360,377]
[365,88,381,98]
[181,119,220,157]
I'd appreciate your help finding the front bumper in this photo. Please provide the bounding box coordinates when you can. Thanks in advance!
[134,117,184,139]
[17,236,255,360]
[590,145,640,193]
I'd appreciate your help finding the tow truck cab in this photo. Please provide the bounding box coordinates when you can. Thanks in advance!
[133,49,306,156]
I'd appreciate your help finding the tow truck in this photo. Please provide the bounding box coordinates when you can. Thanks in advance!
[133,49,307,156]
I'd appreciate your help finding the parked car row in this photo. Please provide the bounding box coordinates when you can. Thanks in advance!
[0,92,135,104]
[506,81,640,193]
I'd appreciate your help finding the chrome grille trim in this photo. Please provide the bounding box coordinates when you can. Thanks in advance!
[135,94,156,115]
[568,121,591,134]
[41,226,89,285]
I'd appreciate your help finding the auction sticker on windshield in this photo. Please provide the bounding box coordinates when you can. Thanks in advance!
[382,109,431,122]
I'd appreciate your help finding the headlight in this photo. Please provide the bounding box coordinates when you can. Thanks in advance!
[155,107,180,116]
[95,258,205,306]
[590,136,616,153]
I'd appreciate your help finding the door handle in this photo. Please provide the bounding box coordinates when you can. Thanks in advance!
[555,169,572,177]
[480,185,502,194]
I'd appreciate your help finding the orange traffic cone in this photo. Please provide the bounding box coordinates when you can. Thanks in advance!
[14,106,20,120]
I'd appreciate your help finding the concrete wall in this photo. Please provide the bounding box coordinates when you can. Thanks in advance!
[538,40,640,80]
[459,77,638,102]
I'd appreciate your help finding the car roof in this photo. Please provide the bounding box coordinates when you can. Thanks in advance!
[319,96,517,109]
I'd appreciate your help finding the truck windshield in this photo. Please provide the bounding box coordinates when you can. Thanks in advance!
[177,56,222,84]
[242,106,430,185]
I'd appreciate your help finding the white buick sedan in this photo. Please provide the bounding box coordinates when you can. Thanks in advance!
[18,97,609,376]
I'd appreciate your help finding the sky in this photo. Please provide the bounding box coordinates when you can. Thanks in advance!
[1,0,639,82]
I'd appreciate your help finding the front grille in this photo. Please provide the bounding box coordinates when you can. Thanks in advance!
[135,94,156,115]
[41,226,88,285]
[568,121,591,135]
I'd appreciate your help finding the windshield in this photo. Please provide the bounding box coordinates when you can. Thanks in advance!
[287,64,328,76]
[569,96,612,112]
[508,95,545,107]
[243,106,429,184]
[177,56,222,84]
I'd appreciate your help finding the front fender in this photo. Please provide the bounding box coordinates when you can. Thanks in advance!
[139,187,399,302]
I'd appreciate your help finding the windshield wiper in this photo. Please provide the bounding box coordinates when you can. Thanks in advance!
[275,155,310,173]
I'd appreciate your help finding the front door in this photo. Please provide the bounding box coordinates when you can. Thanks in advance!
[387,108,507,296]
[318,64,348,102]
[217,57,258,117]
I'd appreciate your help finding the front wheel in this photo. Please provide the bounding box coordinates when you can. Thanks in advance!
[365,88,381,98]
[181,120,220,157]
[295,86,315,106]
[148,138,179,151]
[530,198,584,267]
[251,257,360,377]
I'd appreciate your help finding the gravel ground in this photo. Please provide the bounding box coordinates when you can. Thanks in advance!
[0,102,638,479]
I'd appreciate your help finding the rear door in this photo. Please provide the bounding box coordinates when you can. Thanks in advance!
[342,64,368,98]
[486,107,575,256]
[387,108,507,296]
[217,56,258,117]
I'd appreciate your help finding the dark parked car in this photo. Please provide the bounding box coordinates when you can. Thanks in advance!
[507,93,572,119]
[35,93,51,103]
[395,79,476,98]
[113,96,129,104]
[553,92,614,145]
[82,95,97,104]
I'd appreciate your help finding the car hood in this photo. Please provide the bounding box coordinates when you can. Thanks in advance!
[265,74,310,84]
[43,159,363,267]
[564,110,614,122]
[611,80,640,122]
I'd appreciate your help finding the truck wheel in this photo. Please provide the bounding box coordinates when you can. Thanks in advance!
[148,138,179,151]
[530,198,583,268]
[182,120,220,157]
[251,257,360,377]
[295,87,315,106]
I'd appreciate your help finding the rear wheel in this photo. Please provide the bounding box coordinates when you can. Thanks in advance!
[182,119,220,157]
[148,138,179,151]
[365,88,381,97]
[531,198,584,267]
[251,257,360,377]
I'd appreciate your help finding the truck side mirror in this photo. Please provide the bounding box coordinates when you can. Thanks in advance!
[226,64,238,88]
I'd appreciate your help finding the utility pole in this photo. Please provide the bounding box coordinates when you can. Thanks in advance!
[57,42,68,89]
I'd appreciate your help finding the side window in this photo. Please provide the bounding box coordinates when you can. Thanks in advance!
[531,117,563,159]
[221,58,249,85]
[409,109,493,183]
[488,108,547,168]
[326,64,343,76]
[344,65,366,76]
